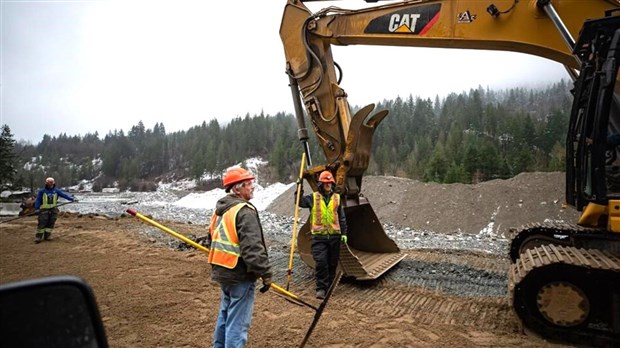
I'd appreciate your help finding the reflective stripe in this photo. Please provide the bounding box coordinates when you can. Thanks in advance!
[40,193,58,209]
[310,192,341,235]
[208,202,252,269]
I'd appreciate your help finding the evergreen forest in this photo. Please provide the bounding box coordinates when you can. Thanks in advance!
[0,80,572,192]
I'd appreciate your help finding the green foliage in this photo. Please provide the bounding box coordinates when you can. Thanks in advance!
[12,81,573,188]
[0,125,17,190]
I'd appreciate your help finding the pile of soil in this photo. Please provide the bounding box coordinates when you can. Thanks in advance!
[267,172,580,237]
[0,172,579,348]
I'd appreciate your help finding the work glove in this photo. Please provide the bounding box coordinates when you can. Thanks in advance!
[259,276,272,293]
[341,235,347,244]
[34,210,40,216]
[73,198,79,203]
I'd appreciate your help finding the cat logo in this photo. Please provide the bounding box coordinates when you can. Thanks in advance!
[365,3,441,35]
[457,10,476,23]
[389,13,422,33]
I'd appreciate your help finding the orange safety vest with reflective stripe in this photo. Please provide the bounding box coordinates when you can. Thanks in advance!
[208,202,251,269]
[310,192,341,235]
[40,193,58,209]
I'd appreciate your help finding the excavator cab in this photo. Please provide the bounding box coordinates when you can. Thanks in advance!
[566,14,620,229]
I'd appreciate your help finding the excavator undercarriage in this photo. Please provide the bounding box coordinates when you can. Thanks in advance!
[509,243,620,346]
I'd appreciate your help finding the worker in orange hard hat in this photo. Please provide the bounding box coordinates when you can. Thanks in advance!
[34,177,78,243]
[296,170,348,299]
[206,166,272,347]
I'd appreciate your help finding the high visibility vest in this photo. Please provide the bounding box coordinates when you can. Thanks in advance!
[40,193,58,209]
[310,192,341,235]
[208,202,252,269]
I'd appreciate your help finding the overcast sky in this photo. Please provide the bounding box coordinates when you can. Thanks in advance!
[1,0,570,143]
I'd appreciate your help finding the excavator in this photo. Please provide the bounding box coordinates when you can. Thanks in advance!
[279,0,620,345]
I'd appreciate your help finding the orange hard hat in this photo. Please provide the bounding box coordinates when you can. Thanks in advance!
[318,171,335,184]
[222,167,255,188]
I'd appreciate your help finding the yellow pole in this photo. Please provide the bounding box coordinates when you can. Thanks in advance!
[126,209,210,254]
[286,152,306,290]
[125,208,317,310]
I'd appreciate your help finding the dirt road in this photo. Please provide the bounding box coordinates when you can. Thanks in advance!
[0,212,571,348]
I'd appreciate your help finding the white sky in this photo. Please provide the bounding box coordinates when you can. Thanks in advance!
[1,0,570,143]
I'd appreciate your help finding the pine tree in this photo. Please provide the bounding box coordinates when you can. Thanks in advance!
[0,125,17,190]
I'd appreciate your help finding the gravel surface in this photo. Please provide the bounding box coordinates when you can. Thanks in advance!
[50,171,577,258]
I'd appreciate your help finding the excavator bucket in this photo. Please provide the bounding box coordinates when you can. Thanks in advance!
[297,197,405,280]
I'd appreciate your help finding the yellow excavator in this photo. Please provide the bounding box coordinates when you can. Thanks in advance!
[280,0,619,345]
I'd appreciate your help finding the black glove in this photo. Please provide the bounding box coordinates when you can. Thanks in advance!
[73,198,79,203]
[34,209,40,216]
[259,276,272,293]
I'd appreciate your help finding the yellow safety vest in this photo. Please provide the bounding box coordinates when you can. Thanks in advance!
[40,193,58,209]
[208,202,251,269]
[310,192,341,235]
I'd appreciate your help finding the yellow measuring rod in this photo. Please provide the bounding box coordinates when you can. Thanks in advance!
[126,208,317,310]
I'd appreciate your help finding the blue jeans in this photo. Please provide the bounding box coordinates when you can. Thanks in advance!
[213,281,256,348]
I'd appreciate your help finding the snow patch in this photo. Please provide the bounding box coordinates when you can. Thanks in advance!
[173,182,294,211]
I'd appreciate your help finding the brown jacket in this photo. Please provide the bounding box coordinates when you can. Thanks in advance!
[207,194,272,285]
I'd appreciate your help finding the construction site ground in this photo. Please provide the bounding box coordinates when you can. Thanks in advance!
[0,172,579,347]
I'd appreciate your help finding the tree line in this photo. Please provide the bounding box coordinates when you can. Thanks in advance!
[0,80,572,192]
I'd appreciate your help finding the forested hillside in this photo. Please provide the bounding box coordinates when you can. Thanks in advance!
[2,80,572,192]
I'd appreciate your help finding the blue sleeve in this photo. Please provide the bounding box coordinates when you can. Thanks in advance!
[55,188,74,201]
[299,193,313,209]
[608,134,620,147]
[34,190,44,210]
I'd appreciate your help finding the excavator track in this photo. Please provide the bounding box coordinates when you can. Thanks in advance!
[509,245,620,346]
[508,221,620,263]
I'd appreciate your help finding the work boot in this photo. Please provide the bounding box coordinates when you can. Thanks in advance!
[315,289,326,299]
[34,233,43,244]
[44,232,52,241]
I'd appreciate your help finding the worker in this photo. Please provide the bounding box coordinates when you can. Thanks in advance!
[297,170,348,299]
[207,167,272,348]
[33,177,78,243]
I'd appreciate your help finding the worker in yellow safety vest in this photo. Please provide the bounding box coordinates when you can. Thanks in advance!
[33,177,77,243]
[297,170,348,299]
[206,166,272,348]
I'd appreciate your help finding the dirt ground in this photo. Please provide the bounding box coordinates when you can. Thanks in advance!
[0,172,578,348]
